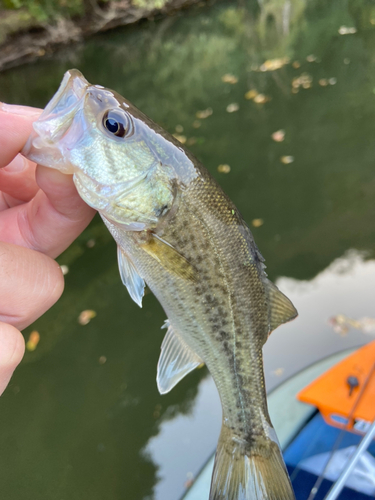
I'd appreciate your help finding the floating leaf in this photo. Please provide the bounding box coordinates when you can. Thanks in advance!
[344,58,350,65]
[271,130,285,142]
[292,61,301,69]
[196,108,213,119]
[306,54,317,62]
[184,472,195,489]
[292,73,312,90]
[175,124,184,133]
[259,57,289,72]
[217,164,231,173]
[99,356,107,364]
[252,218,264,227]
[187,137,197,146]
[173,134,187,144]
[244,89,258,100]
[253,94,270,104]
[192,120,201,129]
[226,103,239,113]
[221,74,238,84]
[26,331,40,352]
[328,315,375,336]
[319,78,328,86]
[78,310,97,325]
[280,156,294,164]
[328,77,337,85]
[338,26,357,35]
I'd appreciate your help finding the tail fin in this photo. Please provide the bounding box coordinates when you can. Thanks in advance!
[209,425,295,500]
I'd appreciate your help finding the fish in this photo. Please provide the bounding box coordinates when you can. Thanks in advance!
[22,69,298,500]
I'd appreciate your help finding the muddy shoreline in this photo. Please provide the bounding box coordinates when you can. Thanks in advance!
[0,0,208,73]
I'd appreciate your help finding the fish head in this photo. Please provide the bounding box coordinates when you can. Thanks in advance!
[22,69,179,230]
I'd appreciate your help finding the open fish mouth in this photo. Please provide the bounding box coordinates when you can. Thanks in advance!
[22,69,90,171]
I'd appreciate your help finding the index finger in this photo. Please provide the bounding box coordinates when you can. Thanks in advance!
[0,104,41,168]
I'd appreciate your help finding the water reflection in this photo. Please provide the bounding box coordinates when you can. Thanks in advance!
[1,0,375,499]
[264,250,375,390]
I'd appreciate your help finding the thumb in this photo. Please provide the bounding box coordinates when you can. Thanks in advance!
[0,323,25,396]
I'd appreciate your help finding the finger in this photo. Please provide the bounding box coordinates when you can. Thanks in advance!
[0,242,64,330]
[0,104,41,169]
[0,154,38,206]
[0,323,25,396]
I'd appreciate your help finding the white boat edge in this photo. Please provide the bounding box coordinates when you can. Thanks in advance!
[182,348,356,500]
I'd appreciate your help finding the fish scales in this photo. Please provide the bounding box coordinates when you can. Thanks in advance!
[22,69,298,500]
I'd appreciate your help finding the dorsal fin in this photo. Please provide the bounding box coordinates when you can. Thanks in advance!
[140,233,197,282]
[264,279,298,334]
[117,246,145,308]
[157,321,203,394]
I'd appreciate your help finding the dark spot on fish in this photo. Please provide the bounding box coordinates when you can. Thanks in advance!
[219,331,229,342]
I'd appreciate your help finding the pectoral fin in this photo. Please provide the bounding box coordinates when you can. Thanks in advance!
[140,234,197,282]
[265,279,298,334]
[117,246,145,307]
[157,320,203,394]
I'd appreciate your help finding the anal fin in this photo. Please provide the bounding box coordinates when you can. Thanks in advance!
[117,246,145,308]
[264,279,298,333]
[157,320,203,394]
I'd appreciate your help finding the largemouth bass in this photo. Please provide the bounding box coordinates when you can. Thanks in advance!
[22,70,298,500]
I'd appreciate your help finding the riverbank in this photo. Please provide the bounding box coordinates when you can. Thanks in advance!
[0,0,208,72]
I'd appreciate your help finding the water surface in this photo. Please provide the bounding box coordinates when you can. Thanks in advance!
[1,1,375,499]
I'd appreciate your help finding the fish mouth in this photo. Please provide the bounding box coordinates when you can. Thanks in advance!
[22,69,90,172]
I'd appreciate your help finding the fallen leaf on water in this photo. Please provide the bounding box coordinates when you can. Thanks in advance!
[173,134,187,144]
[217,164,231,173]
[319,79,328,86]
[26,331,40,352]
[192,120,201,129]
[338,26,357,35]
[221,73,238,84]
[196,108,213,119]
[292,73,312,90]
[306,54,317,62]
[99,356,107,364]
[78,310,97,325]
[271,130,285,142]
[184,472,194,489]
[344,58,350,65]
[328,315,375,336]
[259,57,290,72]
[187,137,197,146]
[292,61,301,69]
[253,94,270,104]
[244,89,258,100]
[226,103,239,113]
[252,218,264,227]
[60,265,69,275]
[280,156,294,164]
[329,77,337,85]
[175,124,184,133]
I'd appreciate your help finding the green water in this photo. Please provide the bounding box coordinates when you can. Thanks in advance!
[1,0,375,499]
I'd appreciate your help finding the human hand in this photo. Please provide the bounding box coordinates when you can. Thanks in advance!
[0,103,96,395]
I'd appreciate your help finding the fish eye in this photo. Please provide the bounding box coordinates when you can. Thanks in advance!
[102,110,129,138]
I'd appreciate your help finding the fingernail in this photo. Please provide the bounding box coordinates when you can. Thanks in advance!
[2,155,26,173]
[0,103,41,117]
